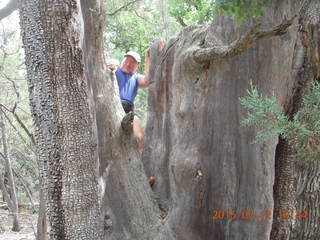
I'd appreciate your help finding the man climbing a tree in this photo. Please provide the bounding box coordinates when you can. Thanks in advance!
[108,50,150,156]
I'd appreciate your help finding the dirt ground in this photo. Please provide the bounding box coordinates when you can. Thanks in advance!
[0,209,37,240]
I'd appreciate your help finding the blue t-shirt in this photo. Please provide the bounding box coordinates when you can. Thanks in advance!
[115,68,141,104]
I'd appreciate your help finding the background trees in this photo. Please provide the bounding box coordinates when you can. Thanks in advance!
[0,10,36,233]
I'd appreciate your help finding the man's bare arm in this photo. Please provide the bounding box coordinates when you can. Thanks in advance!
[138,48,150,88]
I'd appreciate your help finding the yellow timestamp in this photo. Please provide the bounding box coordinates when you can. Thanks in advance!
[209,209,308,220]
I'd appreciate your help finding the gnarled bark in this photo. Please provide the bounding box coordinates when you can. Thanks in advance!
[144,1,299,239]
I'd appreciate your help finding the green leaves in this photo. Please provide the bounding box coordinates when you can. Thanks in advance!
[216,0,269,23]
[168,0,270,25]
[240,83,288,143]
[240,82,320,163]
[168,0,215,25]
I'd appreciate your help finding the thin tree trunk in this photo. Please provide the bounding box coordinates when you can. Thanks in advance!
[0,110,20,231]
[0,154,36,211]
[12,167,35,212]
[37,183,47,240]
[271,138,296,240]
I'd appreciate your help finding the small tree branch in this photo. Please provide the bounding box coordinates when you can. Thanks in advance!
[133,9,151,24]
[177,16,187,27]
[194,16,297,63]
[107,0,141,16]
[0,0,19,21]
[0,105,35,146]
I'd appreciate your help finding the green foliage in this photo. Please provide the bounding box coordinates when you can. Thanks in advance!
[106,0,180,64]
[168,0,270,25]
[168,0,214,25]
[216,0,269,23]
[240,82,320,162]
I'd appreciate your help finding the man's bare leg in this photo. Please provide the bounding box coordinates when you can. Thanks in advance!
[133,115,155,186]
[133,115,144,156]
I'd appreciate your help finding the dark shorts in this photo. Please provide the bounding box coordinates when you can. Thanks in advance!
[121,99,134,114]
[121,99,141,118]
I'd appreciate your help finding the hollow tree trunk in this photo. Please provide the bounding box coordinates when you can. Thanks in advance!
[0,108,20,231]
[143,1,299,239]
[80,1,161,239]
[19,0,103,239]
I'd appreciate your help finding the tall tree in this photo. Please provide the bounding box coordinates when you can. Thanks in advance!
[19,0,103,239]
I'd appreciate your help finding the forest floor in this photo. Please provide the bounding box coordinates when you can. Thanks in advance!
[0,209,36,240]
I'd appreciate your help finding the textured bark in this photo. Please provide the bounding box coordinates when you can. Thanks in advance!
[19,0,103,239]
[143,1,299,239]
[290,1,320,239]
[0,110,20,231]
[271,139,296,240]
[270,12,311,240]
[292,161,320,240]
[36,181,47,240]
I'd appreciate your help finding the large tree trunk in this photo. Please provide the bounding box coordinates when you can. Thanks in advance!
[80,1,161,239]
[19,0,103,239]
[143,1,300,239]
[0,109,20,231]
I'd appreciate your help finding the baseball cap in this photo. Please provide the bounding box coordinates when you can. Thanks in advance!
[124,51,141,63]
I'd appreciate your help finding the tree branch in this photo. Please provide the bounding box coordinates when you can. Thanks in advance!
[133,9,151,24]
[194,16,297,63]
[107,0,141,16]
[0,0,19,21]
[0,105,35,146]
[0,155,36,212]
[177,16,187,27]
